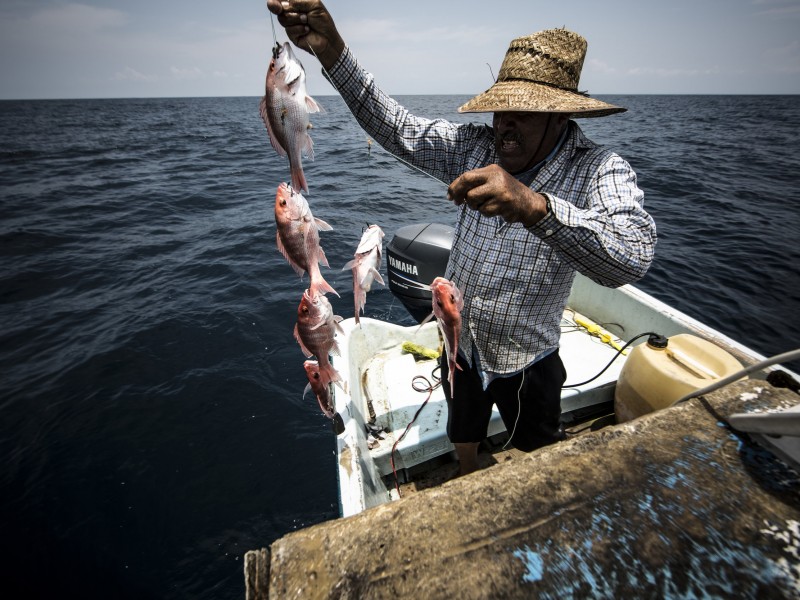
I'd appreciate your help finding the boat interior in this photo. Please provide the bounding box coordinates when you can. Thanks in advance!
[333,273,779,517]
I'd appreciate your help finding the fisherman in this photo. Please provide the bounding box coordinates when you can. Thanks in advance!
[268,0,657,475]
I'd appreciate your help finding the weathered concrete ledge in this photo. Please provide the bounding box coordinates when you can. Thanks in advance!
[246,380,800,599]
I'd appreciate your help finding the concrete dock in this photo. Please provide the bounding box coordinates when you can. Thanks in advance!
[245,379,800,599]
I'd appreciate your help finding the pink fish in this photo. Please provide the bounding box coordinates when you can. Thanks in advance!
[274,182,338,297]
[422,277,464,399]
[294,289,344,389]
[303,360,345,434]
[342,225,385,324]
[259,42,322,194]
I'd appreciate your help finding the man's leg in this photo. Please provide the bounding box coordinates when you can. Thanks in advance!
[441,351,492,476]
[454,442,479,476]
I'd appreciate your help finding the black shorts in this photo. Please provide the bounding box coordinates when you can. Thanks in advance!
[440,349,567,452]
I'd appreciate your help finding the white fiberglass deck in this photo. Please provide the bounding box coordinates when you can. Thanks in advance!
[334,309,628,487]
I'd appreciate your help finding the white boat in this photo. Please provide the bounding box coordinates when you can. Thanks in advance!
[331,224,799,518]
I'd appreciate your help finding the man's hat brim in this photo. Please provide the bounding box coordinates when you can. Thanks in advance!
[458,80,626,118]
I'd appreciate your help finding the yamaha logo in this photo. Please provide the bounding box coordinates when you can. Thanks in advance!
[388,256,419,276]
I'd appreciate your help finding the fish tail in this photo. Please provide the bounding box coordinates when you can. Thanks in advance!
[317,362,342,389]
[310,274,339,298]
[291,165,308,195]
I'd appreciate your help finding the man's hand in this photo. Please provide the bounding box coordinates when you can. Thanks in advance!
[447,165,549,227]
[266,0,345,70]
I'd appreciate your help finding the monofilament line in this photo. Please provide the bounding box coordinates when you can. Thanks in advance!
[306,44,448,188]
[270,13,278,46]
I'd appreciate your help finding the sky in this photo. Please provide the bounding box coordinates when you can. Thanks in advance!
[0,0,798,100]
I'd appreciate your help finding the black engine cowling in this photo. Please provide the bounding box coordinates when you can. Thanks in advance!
[386,223,454,323]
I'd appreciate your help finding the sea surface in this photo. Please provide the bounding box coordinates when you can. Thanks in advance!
[2,94,799,598]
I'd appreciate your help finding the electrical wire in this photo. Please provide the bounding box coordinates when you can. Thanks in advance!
[562,331,661,389]
[390,366,441,497]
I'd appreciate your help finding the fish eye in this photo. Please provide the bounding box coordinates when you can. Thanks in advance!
[280,199,287,206]
[313,373,320,380]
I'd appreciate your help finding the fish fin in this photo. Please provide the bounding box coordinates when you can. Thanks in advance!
[315,217,333,232]
[418,311,435,326]
[301,131,315,162]
[283,59,303,84]
[361,268,383,288]
[371,269,385,286]
[317,363,342,388]
[305,94,323,114]
[259,96,288,158]
[310,276,339,298]
[316,246,330,268]
[291,167,308,195]
[333,317,345,337]
[303,382,311,398]
[330,339,341,357]
[342,258,356,271]
[415,311,435,335]
[293,324,313,357]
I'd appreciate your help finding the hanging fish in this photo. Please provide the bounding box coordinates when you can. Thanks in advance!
[342,224,385,325]
[421,277,464,399]
[274,182,338,298]
[259,41,322,194]
[303,360,345,435]
[294,288,344,389]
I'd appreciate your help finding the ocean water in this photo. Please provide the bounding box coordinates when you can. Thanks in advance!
[1,94,798,598]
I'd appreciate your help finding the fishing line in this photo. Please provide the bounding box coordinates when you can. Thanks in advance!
[269,12,279,46]
[502,366,525,451]
[502,336,524,451]
[306,44,448,188]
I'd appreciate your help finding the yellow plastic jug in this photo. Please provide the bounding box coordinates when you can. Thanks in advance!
[614,333,744,423]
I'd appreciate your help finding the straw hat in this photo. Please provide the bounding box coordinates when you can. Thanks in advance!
[458,28,625,118]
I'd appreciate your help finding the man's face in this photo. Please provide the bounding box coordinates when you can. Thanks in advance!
[492,111,566,174]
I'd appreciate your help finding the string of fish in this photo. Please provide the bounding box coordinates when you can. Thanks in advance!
[266,17,395,430]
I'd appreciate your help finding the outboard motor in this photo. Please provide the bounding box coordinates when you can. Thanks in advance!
[386,223,454,323]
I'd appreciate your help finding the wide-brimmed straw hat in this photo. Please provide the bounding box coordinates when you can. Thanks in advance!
[458,28,625,118]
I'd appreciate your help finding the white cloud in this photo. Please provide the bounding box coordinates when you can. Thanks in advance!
[28,3,128,34]
[626,66,721,78]
[170,66,206,80]
[587,58,618,75]
[113,66,157,82]
[752,0,800,16]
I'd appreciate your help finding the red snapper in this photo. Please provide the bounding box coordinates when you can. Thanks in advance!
[423,277,464,399]
[303,359,345,434]
[274,182,337,298]
[294,289,344,389]
[259,42,322,194]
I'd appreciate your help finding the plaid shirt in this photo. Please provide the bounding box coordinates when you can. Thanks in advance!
[329,47,657,374]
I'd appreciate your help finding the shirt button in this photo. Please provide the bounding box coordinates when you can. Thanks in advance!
[545,229,554,236]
